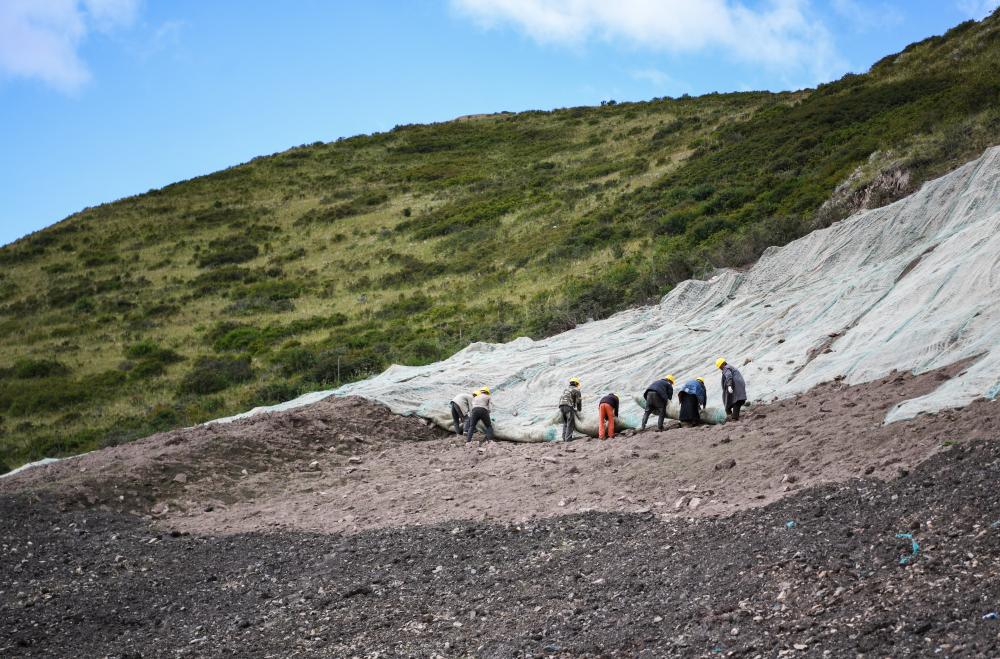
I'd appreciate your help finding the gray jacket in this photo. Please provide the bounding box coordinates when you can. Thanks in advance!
[721,365,747,406]
[451,393,475,415]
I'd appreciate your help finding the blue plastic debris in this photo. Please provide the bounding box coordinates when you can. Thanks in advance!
[983,612,999,620]
[991,520,1000,529]
[786,520,797,529]
[896,533,920,564]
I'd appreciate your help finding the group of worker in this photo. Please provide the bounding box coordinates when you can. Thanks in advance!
[448,357,747,443]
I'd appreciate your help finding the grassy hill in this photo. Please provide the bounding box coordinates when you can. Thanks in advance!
[2,11,999,471]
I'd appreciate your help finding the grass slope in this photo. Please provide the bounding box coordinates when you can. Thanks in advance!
[2,12,1000,470]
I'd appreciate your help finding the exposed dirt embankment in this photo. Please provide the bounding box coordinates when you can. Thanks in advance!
[4,361,997,537]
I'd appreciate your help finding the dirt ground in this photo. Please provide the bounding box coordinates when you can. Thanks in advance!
[3,364,1000,656]
[3,438,1000,656]
[4,361,997,538]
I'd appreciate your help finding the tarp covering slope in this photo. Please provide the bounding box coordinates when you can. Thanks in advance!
[222,146,1000,439]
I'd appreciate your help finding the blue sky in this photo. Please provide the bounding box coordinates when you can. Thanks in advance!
[2,0,998,247]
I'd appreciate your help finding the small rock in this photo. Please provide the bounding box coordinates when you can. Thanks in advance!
[348,457,363,465]
[715,458,737,471]
[674,496,690,510]
[308,460,321,471]
[172,473,188,484]
[688,497,703,510]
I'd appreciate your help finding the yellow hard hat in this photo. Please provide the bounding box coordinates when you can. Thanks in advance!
[696,377,705,384]
[480,387,491,395]
[665,374,675,384]
[569,377,580,386]
[715,358,726,369]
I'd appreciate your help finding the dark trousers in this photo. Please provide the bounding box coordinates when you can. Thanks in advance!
[466,407,494,442]
[678,392,701,424]
[726,399,745,420]
[559,404,576,440]
[642,391,667,430]
[450,402,466,435]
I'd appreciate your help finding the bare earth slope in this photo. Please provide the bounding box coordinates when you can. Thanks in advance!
[4,361,997,538]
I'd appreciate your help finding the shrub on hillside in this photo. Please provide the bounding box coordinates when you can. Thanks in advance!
[121,341,184,380]
[0,369,124,417]
[196,236,259,268]
[295,191,389,225]
[178,356,254,395]
[269,346,317,377]
[8,358,71,379]
[246,382,302,407]
[191,266,259,293]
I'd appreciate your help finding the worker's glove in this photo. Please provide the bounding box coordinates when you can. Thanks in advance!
[727,386,734,394]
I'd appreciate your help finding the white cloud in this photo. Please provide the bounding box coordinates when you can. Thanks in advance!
[831,0,903,32]
[955,0,1000,19]
[0,0,140,92]
[452,0,845,85]
[631,67,673,87]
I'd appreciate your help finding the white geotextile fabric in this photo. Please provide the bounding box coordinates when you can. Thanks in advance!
[218,146,1000,439]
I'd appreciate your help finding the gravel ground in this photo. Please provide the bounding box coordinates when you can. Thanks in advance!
[3,439,1000,657]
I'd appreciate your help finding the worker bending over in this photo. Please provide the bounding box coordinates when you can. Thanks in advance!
[449,390,476,436]
[641,375,675,431]
[466,387,495,443]
[677,377,707,425]
[597,393,620,440]
[716,358,748,420]
[557,377,583,441]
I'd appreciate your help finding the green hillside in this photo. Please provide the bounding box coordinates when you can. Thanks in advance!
[2,12,1000,471]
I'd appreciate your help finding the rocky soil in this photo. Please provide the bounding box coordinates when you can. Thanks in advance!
[2,365,999,656]
[3,362,996,537]
[3,440,1000,657]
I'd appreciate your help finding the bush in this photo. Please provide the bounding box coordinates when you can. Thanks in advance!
[125,340,182,362]
[123,341,183,380]
[197,236,259,268]
[0,369,124,416]
[191,266,259,293]
[270,346,317,377]
[246,382,302,407]
[9,358,71,379]
[146,404,180,431]
[178,356,254,395]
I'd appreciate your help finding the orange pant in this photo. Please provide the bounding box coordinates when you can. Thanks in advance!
[598,403,615,439]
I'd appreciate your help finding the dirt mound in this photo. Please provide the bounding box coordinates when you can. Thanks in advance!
[0,396,446,516]
[3,440,1000,656]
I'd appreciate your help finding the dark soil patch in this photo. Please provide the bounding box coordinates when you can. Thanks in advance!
[3,441,1000,657]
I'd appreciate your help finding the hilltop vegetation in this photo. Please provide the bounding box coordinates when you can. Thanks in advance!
[2,11,999,470]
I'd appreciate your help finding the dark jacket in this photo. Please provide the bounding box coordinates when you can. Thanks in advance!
[721,365,747,407]
[678,380,707,408]
[643,379,674,403]
[598,394,619,416]
[558,386,582,411]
